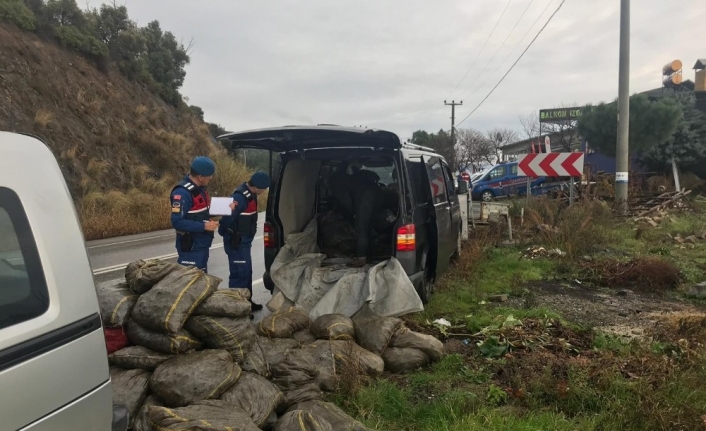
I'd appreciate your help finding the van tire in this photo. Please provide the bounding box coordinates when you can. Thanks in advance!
[418,276,433,305]
[452,229,462,261]
[481,190,494,202]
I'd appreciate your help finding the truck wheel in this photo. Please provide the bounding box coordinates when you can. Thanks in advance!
[481,190,494,202]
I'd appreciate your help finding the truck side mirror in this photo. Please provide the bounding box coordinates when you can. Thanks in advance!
[456,180,469,195]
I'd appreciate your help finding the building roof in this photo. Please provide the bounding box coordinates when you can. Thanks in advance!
[640,79,695,99]
[693,59,706,70]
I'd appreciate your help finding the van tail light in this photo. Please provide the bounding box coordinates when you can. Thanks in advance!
[263,222,275,248]
[396,224,416,252]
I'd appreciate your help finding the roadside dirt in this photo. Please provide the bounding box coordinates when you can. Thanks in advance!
[505,281,706,340]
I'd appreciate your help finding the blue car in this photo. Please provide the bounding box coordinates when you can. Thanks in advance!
[471,162,548,202]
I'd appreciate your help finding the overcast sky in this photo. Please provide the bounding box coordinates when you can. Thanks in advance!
[109,0,705,141]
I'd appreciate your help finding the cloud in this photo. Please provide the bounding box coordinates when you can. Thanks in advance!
[107,0,706,139]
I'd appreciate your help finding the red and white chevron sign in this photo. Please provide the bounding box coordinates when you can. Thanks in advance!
[517,152,584,178]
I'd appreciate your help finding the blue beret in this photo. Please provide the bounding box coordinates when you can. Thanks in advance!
[191,156,215,176]
[250,171,271,189]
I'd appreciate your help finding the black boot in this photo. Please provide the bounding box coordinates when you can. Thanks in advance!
[250,300,263,312]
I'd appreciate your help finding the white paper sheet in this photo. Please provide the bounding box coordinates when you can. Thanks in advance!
[209,197,233,216]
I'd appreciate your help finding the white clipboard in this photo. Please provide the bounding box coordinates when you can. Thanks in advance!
[209,197,233,216]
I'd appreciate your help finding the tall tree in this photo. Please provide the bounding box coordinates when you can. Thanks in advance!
[90,3,130,45]
[141,20,190,104]
[410,130,432,148]
[641,93,706,171]
[486,128,518,162]
[45,0,84,27]
[410,129,456,170]
[456,128,492,172]
[577,94,682,157]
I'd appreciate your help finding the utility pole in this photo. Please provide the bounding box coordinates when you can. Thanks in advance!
[615,0,630,212]
[444,100,463,144]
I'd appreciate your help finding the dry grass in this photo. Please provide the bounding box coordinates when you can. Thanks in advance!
[79,189,172,239]
[77,150,261,240]
[34,109,54,127]
[580,257,682,291]
[524,198,613,257]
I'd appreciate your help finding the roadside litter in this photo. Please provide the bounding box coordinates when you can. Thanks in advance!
[98,259,445,430]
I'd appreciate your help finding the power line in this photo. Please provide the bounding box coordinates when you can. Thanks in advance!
[457,0,566,127]
[447,0,512,100]
[458,0,536,100]
[467,0,555,101]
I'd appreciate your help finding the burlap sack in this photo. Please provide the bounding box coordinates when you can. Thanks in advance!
[150,350,241,407]
[132,266,220,334]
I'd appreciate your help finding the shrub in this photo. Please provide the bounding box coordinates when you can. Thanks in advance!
[525,198,613,257]
[0,0,37,30]
[55,24,109,63]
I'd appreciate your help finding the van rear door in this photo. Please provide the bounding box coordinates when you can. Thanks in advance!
[422,156,454,278]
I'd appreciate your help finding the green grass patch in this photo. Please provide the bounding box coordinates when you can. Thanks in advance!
[336,378,599,431]
[341,205,706,430]
[421,247,556,322]
[592,333,635,355]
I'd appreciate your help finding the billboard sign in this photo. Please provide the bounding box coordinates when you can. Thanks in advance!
[539,107,583,123]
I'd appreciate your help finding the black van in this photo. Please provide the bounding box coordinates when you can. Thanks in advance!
[219,126,465,303]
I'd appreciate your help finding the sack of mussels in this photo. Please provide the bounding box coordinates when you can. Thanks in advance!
[96,259,445,430]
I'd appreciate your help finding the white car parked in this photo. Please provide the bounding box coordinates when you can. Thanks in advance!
[0,132,126,431]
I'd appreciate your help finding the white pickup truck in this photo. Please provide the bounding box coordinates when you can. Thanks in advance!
[0,132,127,431]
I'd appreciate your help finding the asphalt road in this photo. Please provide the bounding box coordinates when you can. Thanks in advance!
[88,212,272,317]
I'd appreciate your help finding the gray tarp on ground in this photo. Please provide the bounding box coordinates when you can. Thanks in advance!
[267,218,423,319]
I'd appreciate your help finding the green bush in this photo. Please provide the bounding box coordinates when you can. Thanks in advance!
[0,0,37,30]
[6,0,192,107]
[55,24,109,60]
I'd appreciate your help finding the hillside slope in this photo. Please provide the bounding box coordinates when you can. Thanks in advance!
[0,23,249,239]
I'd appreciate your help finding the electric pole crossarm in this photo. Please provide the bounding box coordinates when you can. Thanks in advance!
[444,100,463,148]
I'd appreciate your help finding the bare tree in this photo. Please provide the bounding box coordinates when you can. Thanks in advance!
[519,113,540,141]
[486,128,519,162]
[540,104,582,151]
[455,128,493,172]
[542,120,580,151]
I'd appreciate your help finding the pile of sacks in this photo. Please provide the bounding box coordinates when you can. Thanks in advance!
[97,259,445,431]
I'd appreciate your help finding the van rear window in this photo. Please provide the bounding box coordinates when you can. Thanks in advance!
[405,158,430,205]
[0,188,49,330]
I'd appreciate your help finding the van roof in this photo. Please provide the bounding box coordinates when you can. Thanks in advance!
[219,125,403,152]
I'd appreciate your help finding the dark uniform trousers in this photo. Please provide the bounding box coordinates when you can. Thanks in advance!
[225,241,253,291]
[222,183,258,295]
